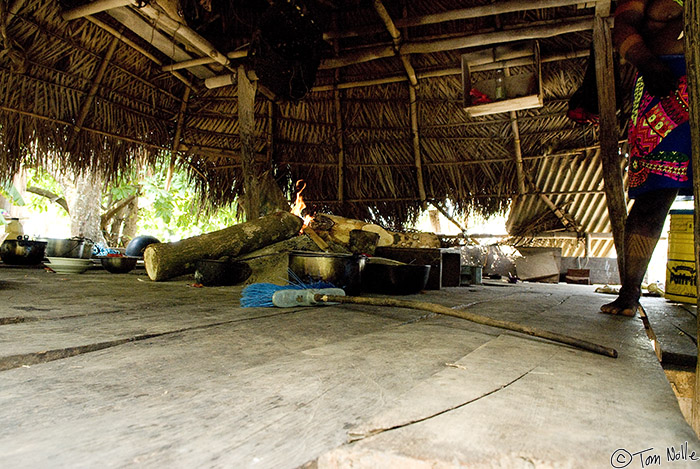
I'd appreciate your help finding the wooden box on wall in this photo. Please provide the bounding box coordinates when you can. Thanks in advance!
[462,41,543,117]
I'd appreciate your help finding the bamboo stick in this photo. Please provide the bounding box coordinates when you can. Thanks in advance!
[85,16,195,90]
[73,37,119,133]
[165,86,190,192]
[317,294,618,358]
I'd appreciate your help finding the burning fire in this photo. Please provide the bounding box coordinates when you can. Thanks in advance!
[290,180,313,228]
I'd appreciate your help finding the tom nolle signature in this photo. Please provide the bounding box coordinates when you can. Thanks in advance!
[611,442,699,468]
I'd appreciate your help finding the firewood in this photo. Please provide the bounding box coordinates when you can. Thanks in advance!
[309,213,440,249]
[144,212,303,281]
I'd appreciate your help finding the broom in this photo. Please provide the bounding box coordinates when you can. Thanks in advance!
[240,282,618,358]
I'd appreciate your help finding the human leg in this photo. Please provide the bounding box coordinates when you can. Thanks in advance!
[600,188,678,316]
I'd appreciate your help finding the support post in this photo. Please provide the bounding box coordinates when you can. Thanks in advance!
[409,86,427,210]
[684,0,700,437]
[238,65,260,220]
[509,110,527,196]
[593,15,626,279]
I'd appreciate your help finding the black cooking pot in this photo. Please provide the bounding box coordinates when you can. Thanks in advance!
[361,263,431,295]
[288,251,364,295]
[0,236,48,265]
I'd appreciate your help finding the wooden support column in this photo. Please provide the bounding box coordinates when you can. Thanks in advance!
[165,86,190,192]
[593,15,626,279]
[684,0,700,436]
[409,86,427,210]
[509,111,527,196]
[266,100,275,167]
[334,86,345,202]
[238,64,260,220]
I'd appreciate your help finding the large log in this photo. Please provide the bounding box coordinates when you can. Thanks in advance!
[144,212,303,281]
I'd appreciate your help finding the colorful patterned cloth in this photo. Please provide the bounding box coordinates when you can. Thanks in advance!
[627,55,693,199]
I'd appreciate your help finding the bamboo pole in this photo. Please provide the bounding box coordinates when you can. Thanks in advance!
[334,81,345,202]
[165,86,190,192]
[684,0,700,436]
[317,294,618,358]
[409,86,428,210]
[509,111,527,196]
[593,15,626,279]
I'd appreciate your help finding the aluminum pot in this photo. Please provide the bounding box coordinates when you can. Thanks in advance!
[288,251,364,295]
[44,237,94,259]
[0,236,47,265]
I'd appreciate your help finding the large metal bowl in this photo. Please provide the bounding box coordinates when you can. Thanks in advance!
[288,251,364,295]
[44,237,94,259]
[0,237,47,265]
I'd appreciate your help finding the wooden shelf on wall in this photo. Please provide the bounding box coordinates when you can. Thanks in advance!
[462,41,543,117]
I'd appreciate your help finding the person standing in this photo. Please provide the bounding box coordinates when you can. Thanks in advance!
[600,0,692,316]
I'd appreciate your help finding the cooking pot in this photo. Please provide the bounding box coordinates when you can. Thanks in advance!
[288,251,364,295]
[361,262,431,295]
[44,237,94,259]
[0,236,47,265]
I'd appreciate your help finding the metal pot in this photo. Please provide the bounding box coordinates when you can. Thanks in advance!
[0,236,47,265]
[44,237,94,259]
[288,251,365,295]
[361,262,431,295]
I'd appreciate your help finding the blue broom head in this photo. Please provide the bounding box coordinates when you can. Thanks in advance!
[240,270,336,308]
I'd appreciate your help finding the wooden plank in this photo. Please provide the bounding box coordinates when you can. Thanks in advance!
[644,298,697,367]
[0,306,492,467]
[686,0,700,433]
[320,297,697,467]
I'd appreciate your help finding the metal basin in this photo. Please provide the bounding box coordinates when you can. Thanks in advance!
[288,251,364,295]
[44,237,94,259]
[0,237,47,265]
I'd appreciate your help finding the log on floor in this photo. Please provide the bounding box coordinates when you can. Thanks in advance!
[144,211,303,281]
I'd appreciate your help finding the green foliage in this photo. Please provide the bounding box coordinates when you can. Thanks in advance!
[0,181,25,207]
[19,163,243,242]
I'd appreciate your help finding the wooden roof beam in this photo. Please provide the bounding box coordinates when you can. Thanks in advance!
[319,16,593,70]
[157,0,593,74]
[327,0,597,40]
[372,0,418,87]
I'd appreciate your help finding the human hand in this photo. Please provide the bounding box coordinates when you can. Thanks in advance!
[638,61,678,97]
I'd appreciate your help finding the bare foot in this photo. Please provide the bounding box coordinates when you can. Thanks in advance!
[600,296,640,317]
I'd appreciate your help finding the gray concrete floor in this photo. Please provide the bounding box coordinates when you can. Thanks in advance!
[0,263,697,468]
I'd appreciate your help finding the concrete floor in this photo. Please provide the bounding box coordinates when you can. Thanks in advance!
[0,263,697,468]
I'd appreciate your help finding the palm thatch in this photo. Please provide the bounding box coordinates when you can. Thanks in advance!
[0,0,634,255]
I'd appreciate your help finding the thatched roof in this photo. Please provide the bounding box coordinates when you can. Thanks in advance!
[0,0,631,255]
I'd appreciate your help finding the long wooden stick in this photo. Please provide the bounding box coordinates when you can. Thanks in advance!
[316,294,618,358]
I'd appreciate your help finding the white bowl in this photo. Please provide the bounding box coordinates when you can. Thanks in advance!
[46,257,93,274]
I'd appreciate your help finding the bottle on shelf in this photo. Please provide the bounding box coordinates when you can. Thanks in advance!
[494,68,506,101]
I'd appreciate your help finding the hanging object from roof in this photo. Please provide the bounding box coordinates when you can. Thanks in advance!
[248,0,328,101]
